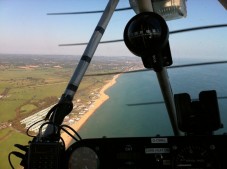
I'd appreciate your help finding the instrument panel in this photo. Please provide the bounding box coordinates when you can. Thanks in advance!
[65,135,227,169]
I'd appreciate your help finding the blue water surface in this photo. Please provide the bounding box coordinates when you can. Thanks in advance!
[79,63,227,138]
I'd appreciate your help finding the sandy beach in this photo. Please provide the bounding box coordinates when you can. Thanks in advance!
[61,74,120,148]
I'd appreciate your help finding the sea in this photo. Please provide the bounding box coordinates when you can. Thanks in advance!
[78,61,227,139]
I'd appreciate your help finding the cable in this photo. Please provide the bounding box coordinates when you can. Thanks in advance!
[60,127,79,142]
[58,24,227,46]
[47,7,131,15]
[170,24,227,34]
[59,39,123,46]
[37,121,62,142]
[26,115,81,143]
[37,121,81,144]
[8,152,15,169]
[45,101,73,123]
[8,151,24,169]
[83,60,227,76]
[45,104,59,120]
[61,124,82,140]
[26,119,45,137]
[10,117,81,168]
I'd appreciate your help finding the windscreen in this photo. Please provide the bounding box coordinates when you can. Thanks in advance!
[0,0,227,168]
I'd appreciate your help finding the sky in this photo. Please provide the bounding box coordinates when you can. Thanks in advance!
[0,0,227,58]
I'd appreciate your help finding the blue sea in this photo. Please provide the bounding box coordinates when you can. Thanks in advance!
[78,62,227,138]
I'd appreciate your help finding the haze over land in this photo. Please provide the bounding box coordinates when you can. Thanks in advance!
[0,53,142,169]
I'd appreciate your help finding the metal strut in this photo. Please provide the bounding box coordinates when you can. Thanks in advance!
[43,0,119,138]
[64,0,119,100]
[128,0,181,136]
[156,68,181,136]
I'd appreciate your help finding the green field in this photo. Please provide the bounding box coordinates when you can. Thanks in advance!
[0,128,31,169]
[0,55,124,168]
[0,67,70,123]
[0,67,71,168]
[0,54,141,168]
[0,67,113,123]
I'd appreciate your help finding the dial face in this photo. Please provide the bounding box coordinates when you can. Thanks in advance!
[68,147,99,169]
[173,145,219,169]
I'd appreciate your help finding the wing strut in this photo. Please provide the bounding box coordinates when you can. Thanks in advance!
[156,68,181,136]
[124,4,181,136]
[43,0,119,139]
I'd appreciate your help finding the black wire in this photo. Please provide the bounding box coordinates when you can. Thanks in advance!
[169,60,227,69]
[45,104,59,120]
[60,127,79,142]
[9,151,26,168]
[59,39,123,46]
[83,60,227,76]
[37,121,81,144]
[37,121,82,142]
[61,124,82,140]
[47,7,131,15]
[26,117,81,143]
[170,24,227,34]
[9,120,80,168]
[45,102,73,123]
[25,102,79,144]
[26,119,45,137]
[8,152,15,169]
[59,24,227,46]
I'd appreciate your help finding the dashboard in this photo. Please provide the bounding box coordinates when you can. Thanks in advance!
[65,135,227,169]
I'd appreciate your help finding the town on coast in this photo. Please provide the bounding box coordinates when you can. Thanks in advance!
[61,74,120,147]
[18,74,120,148]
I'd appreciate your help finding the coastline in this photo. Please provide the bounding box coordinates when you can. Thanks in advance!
[61,74,120,147]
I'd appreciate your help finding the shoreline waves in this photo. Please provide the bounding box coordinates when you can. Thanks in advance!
[61,74,120,147]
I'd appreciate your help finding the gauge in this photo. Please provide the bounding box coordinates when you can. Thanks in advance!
[173,145,220,169]
[68,147,99,169]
